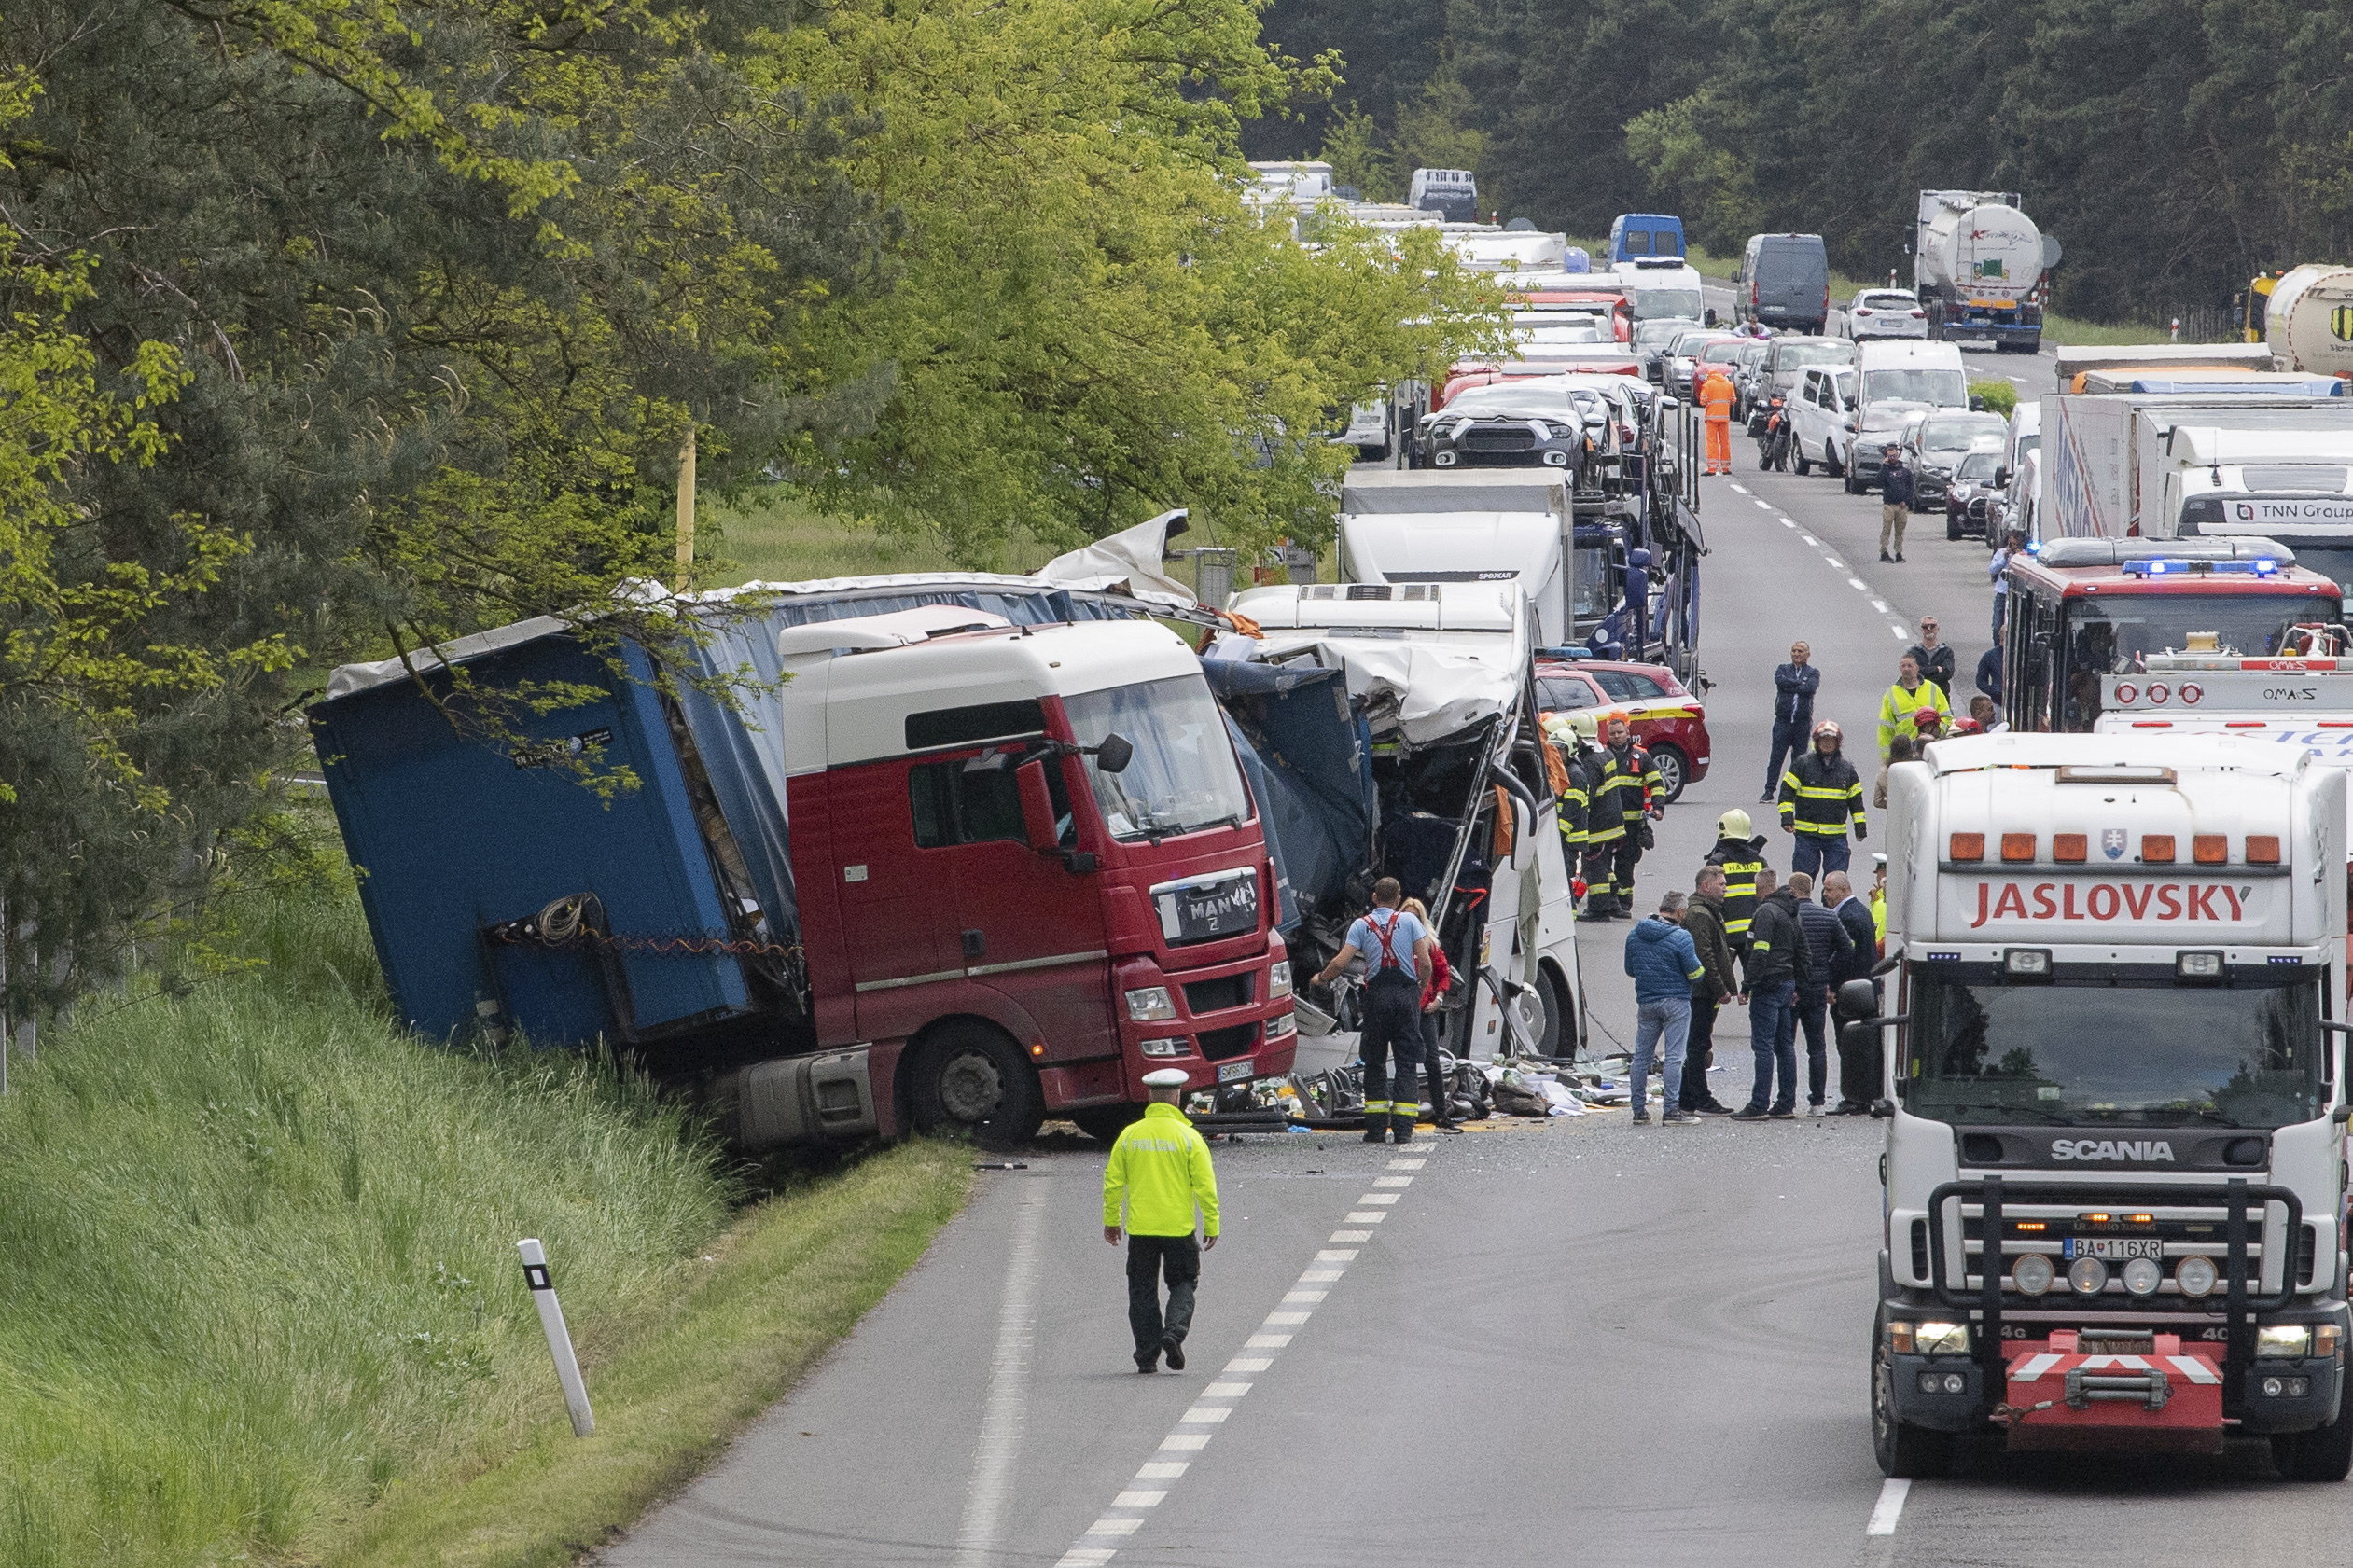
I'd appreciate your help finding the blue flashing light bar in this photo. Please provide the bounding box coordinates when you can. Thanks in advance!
[2119,557,2279,576]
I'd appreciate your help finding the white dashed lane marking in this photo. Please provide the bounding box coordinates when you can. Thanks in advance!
[1049,1166,1420,1567]
[1867,1478,1912,1535]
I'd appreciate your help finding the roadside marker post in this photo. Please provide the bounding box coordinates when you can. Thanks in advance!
[517,1238,596,1436]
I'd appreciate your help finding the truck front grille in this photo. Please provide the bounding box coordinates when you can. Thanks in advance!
[1197,1023,1259,1061]
[1183,973,1254,1016]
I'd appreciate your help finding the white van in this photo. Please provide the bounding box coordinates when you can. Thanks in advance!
[1614,259,1706,324]
[1408,168,1480,223]
[1835,340,1969,489]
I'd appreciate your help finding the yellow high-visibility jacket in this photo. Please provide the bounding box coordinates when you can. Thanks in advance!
[1103,1103,1220,1237]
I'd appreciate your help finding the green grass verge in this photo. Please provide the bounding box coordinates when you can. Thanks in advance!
[2042,312,2184,347]
[705,485,1055,587]
[330,1139,970,1568]
[0,881,972,1568]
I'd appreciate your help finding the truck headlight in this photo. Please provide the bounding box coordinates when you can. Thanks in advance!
[1139,1037,1190,1058]
[1124,986,1176,1021]
[2068,1256,2109,1295]
[1268,960,1293,999]
[2012,1253,2054,1296]
[1915,1322,1970,1355]
[1264,1012,1297,1041]
[2258,1325,2313,1358]
[2123,1256,2163,1297]
[2175,1256,2219,1298]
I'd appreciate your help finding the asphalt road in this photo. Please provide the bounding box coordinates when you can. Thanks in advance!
[596,441,2353,1568]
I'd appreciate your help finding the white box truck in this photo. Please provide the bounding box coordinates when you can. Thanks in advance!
[1862,732,2351,1479]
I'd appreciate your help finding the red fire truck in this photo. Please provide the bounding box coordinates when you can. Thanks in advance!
[1999,538,2344,733]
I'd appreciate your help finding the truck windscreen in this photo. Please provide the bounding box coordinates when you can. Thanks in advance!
[1627,289,1703,322]
[1902,971,2323,1130]
[2055,592,2342,727]
[1862,368,1967,407]
[1064,674,1253,842]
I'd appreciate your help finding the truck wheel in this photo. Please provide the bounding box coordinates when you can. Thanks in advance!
[1794,446,1812,477]
[1649,743,1688,803]
[1533,964,1573,1059]
[1826,442,1845,479]
[1871,1326,1955,1478]
[1070,1103,1145,1143]
[2274,1404,2353,1481]
[909,1021,1046,1149]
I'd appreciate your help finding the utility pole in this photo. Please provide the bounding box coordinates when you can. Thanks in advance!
[675,424,697,590]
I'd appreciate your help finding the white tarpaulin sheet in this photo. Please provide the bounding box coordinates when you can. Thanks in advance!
[1211,632,1517,746]
[1033,508,1201,612]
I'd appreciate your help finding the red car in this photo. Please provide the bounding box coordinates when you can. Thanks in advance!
[1534,658,1711,802]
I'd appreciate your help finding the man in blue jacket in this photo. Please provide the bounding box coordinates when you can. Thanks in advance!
[1623,891,1705,1125]
[1762,641,1819,804]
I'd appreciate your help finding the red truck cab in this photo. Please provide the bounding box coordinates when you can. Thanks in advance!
[777,607,1295,1145]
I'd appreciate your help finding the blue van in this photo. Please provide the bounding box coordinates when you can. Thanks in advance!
[1608,214,1686,263]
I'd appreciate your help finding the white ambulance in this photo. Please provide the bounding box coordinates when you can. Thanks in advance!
[1858,732,2352,1479]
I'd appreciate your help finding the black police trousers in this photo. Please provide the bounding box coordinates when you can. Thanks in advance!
[1127,1233,1200,1354]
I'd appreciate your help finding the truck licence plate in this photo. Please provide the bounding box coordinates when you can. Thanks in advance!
[2063,1238,2163,1261]
[1218,1059,1255,1084]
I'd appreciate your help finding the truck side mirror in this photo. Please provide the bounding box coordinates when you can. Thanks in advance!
[1092,732,1135,774]
[1837,978,1880,1019]
[1017,760,1059,853]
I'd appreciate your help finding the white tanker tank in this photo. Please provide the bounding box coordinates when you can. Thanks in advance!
[1912,189,2051,354]
[2263,263,2353,378]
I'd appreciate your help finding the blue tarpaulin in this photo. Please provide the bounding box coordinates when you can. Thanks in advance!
[1198,659,1377,932]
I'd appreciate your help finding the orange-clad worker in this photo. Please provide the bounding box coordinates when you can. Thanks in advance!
[1699,368,1737,475]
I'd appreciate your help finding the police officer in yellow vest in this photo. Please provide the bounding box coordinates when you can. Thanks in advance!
[1104,1066,1221,1373]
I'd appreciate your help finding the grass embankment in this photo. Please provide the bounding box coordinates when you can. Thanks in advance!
[0,885,970,1567]
[707,485,1055,587]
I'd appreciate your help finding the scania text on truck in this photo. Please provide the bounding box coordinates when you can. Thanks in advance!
[1861,732,2352,1479]
[310,604,1298,1151]
[1999,537,2344,733]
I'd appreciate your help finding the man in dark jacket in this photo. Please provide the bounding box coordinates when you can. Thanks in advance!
[1762,641,1819,804]
[1824,869,1881,1114]
[1903,616,1956,701]
[1732,867,1812,1120]
[1777,719,1867,880]
[1789,871,1855,1117]
[1879,447,1914,562]
[1679,866,1741,1117]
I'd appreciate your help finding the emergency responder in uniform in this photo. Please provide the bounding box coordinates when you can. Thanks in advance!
[1578,725,1627,921]
[1703,808,1771,952]
[1103,1066,1220,1374]
[1599,716,1664,920]
[1548,712,1594,866]
[1775,720,1868,880]
[1313,878,1434,1144]
[1700,367,1737,475]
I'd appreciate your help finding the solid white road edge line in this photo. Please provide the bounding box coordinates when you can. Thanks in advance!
[1047,1162,1425,1567]
[953,1180,1050,1568]
[1866,1478,1912,1535]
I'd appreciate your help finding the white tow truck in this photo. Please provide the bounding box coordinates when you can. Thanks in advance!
[1860,732,2352,1479]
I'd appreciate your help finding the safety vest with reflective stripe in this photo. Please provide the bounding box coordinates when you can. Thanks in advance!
[1583,750,1626,845]
[1554,746,1591,851]
[1594,743,1658,829]
[1777,749,1866,838]
[1706,838,1765,938]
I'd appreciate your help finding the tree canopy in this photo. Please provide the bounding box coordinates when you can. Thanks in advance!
[0,0,1501,1012]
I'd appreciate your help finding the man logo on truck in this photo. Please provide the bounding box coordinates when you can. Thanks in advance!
[2052,1138,2177,1162]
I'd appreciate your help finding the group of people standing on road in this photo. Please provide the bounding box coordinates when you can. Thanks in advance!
[1622,809,1885,1127]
